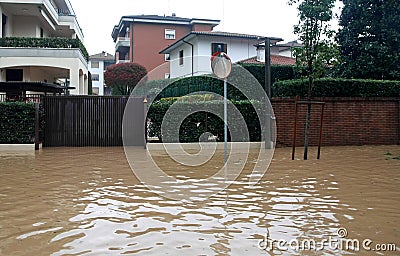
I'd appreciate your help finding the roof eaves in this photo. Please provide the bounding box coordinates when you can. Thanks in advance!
[159,33,195,54]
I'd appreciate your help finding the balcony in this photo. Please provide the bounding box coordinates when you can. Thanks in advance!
[0,37,89,62]
[116,59,130,64]
[115,37,130,51]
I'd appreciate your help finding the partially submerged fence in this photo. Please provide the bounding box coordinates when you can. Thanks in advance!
[40,96,399,147]
[43,96,144,147]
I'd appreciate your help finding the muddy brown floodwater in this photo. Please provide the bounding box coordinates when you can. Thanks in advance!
[0,146,399,255]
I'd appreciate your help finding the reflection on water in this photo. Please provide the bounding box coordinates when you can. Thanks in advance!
[0,146,399,255]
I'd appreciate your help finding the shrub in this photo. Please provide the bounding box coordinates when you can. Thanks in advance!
[104,62,147,95]
[145,64,300,99]
[239,63,300,87]
[273,78,400,97]
[147,100,262,142]
[0,102,44,144]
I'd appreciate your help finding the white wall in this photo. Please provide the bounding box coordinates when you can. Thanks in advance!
[12,16,39,37]
[169,41,196,78]
[89,60,105,95]
[169,36,259,78]
[0,49,88,94]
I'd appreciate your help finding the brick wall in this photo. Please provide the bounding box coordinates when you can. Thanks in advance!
[272,97,400,147]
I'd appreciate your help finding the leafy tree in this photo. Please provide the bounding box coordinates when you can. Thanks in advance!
[104,63,147,95]
[336,0,400,80]
[289,0,336,160]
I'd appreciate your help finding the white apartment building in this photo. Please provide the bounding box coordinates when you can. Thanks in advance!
[89,51,115,95]
[0,0,88,97]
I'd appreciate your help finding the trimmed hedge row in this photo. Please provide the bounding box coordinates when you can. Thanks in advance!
[146,64,299,99]
[148,76,246,100]
[147,100,262,142]
[0,37,89,61]
[273,78,400,97]
[239,63,299,86]
[0,102,44,144]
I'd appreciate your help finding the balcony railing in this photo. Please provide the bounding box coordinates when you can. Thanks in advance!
[116,59,130,64]
[57,8,71,16]
[0,37,89,62]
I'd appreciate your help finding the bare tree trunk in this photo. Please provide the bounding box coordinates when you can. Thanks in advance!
[304,101,312,160]
[304,71,313,160]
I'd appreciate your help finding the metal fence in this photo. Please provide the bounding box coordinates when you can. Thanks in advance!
[43,96,144,147]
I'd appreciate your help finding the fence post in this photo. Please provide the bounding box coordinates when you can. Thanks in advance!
[398,97,400,145]
[34,102,40,150]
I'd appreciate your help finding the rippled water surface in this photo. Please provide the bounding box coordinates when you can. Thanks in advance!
[0,146,399,255]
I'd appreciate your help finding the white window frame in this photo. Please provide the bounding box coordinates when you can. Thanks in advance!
[179,50,184,65]
[91,61,100,68]
[165,29,176,40]
[91,73,100,81]
[165,53,170,61]
[165,73,170,79]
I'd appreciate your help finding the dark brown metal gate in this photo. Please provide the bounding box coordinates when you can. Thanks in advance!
[43,96,144,147]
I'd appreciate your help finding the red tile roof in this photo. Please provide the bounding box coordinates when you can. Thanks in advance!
[239,55,296,66]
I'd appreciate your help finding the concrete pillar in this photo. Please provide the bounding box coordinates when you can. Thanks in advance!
[79,71,84,95]
[69,67,80,95]
[84,74,88,95]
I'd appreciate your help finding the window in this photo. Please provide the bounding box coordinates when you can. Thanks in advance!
[6,69,23,81]
[91,61,99,68]
[165,73,170,79]
[165,53,170,61]
[179,50,184,65]
[92,87,99,95]
[40,28,44,38]
[91,74,99,81]
[2,14,7,37]
[165,29,176,40]
[211,43,228,55]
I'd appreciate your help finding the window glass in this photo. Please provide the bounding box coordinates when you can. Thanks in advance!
[211,43,228,55]
[91,74,99,81]
[179,50,184,65]
[165,29,176,40]
[91,61,99,68]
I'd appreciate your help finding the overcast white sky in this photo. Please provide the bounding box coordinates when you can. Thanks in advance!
[68,0,341,56]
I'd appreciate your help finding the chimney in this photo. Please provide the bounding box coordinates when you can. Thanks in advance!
[172,13,176,17]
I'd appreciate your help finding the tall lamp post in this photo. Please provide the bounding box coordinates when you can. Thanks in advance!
[211,52,232,163]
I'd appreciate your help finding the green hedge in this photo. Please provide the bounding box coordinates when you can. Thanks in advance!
[146,64,299,99]
[0,37,89,62]
[273,78,400,97]
[147,75,246,100]
[0,102,44,144]
[239,63,299,87]
[148,100,262,142]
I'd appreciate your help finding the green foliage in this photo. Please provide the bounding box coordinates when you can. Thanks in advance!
[104,63,148,95]
[239,64,299,87]
[273,78,400,97]
[289,0,337,97]
[147,100,262,142]
[0,37,89,61]
[336,0,400,80]
[0,102,44,144]
[146,64,299,99]
[148,75,241,100]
